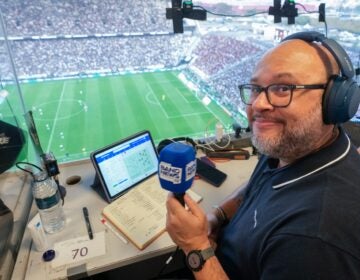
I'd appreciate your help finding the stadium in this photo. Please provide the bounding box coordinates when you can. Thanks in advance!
[1,1,360,280]
[1,0,359,163]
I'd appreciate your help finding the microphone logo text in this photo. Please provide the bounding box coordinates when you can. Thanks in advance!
[159,162,182,184]
[185,160,196,181]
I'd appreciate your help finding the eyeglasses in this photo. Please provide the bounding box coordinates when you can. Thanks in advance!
[238,83,327,107]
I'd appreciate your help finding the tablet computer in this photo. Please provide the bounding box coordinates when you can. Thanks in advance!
[90,130,159,203]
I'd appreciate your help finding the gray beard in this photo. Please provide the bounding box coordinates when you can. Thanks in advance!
[251,104,324,160]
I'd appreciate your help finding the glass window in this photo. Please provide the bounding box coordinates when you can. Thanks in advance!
[0,1,358,164]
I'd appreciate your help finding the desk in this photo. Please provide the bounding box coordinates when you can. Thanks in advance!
[0,170,32,280]
[12,155,258,279]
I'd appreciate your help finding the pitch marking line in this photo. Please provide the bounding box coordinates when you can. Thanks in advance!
[46,81,67,153]
[173,87,189,104]
[146,84,208,119]
[145,82,210,119]
[145,84,170,119]
[168,111,209,119]
[148,81,197,104]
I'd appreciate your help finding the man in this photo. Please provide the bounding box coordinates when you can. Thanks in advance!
[165,37,360,279]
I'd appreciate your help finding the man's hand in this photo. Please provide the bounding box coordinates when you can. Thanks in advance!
[166,193,211,254]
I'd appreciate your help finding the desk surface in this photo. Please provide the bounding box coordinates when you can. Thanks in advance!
[12,155,258,280]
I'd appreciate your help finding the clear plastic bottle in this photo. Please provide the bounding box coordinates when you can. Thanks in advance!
[32,171,66,234]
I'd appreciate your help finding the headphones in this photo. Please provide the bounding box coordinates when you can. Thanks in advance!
[282,31,360,124]
[157,137,197,154]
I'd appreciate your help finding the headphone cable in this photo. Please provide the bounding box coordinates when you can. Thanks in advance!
[156,246,181,278]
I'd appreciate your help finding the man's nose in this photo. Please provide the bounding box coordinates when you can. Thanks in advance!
[251,91,273,110]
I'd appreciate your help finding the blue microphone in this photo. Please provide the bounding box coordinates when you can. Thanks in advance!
[158,142,197,206]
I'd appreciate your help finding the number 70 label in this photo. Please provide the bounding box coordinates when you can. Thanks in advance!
[51,231,106,268]
[72,247,89,260]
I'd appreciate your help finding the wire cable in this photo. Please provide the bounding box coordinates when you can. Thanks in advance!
[54,176,65,205]
[295,2,328,36]
[356,53,360,85]
[195,118,232,152]
[193,5,268,18]
[15,161,43,180]
[16,161,66,205]
[156,246,181,278]
[192,2,329,37]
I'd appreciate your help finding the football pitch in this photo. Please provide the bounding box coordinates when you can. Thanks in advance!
[3,71,235,163]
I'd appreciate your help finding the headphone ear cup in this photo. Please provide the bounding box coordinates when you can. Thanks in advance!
[346,81,360,121]
[322,77,337,124]
[323,76,360,124]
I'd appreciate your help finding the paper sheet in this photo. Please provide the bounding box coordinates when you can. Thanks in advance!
[51,231,106,268]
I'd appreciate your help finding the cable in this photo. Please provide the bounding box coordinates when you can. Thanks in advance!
[15,161,43,180]
[193,5,268,18]
[156,246,181,278]
[323,20,328,37]
[356,53,360,84]
[54,176,65,206]
[195,118,232,152]
[194,2,328,37]
[16,161,66,205]
[295,2,328,37]
[295,3,311,13]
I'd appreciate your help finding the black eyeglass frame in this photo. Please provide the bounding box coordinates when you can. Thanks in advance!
[238,83,327,108]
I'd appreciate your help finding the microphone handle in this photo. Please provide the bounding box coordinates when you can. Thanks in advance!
[174,193,185,207]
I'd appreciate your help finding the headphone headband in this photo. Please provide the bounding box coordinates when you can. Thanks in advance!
[157,137,196,154]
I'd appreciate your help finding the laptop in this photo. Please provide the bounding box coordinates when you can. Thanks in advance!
[90,130,159,203]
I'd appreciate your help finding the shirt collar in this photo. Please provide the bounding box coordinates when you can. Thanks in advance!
[268,127,351,189]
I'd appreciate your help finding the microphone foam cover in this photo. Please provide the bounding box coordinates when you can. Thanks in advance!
[158,142,196,193]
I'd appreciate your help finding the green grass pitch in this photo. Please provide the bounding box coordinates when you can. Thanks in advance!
[3,71,234,163]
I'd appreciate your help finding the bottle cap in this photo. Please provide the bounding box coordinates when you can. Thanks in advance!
[42,249,55,262]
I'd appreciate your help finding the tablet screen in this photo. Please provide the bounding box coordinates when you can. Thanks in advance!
[90,130,159,202]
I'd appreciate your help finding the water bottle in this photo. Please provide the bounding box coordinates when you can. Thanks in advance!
[32,171,66,234]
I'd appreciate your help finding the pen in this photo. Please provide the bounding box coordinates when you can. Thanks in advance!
[82,207,93,240]
[100,217,128,244]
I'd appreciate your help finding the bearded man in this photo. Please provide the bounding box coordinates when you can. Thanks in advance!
[165,33,360,280]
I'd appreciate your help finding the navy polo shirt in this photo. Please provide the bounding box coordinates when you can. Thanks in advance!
[217,128,360,280]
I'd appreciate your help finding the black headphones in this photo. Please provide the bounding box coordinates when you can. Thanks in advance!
[282,31,360,124]
[157,137,197,154]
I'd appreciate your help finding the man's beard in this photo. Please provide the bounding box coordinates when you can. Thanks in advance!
[251,104,324,160]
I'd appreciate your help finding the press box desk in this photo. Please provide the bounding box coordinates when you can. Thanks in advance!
[12,155,257,280]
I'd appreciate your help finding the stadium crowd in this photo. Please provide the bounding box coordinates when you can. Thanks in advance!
[0,0,358,123]
[186,35,270,123]
[9,35,194,79]
[0,0,171,36]
[191,35,262,77]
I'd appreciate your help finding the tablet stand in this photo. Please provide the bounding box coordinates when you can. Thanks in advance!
[90,172,108,202]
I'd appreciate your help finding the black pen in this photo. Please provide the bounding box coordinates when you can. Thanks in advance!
[82,207,93,240]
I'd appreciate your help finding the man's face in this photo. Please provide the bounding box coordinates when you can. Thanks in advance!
[247,40,335,161]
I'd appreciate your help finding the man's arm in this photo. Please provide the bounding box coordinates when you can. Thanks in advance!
[166,182,248,279]
[191,255,230,280]
[207,181,248,244]
[166,194,230,279]
[216,180,248,221]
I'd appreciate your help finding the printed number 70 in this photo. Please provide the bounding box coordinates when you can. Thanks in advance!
[72,247,88,259]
